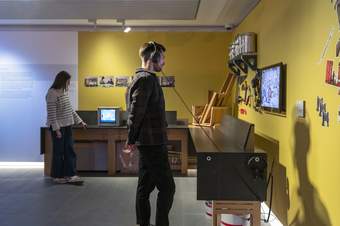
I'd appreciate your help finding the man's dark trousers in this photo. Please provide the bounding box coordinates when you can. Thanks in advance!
[136,145,176,226]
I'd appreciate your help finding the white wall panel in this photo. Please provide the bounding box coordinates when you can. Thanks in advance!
[0,31,78,161]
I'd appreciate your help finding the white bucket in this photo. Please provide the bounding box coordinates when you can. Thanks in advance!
[204,201,213,218]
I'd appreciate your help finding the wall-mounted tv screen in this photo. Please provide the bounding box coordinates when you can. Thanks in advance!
[97,107,121,126]
[260,63,286,113]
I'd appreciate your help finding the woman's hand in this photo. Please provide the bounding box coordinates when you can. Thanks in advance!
[56,130,62,139]
[80,121,87,129]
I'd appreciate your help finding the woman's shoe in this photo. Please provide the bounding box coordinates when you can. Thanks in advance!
[66,175,84,185]
[53,177,67,184]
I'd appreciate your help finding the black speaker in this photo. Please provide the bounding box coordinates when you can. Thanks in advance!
[197,152,267,201]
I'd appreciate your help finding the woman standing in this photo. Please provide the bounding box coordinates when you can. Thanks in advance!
[46,71,86,184]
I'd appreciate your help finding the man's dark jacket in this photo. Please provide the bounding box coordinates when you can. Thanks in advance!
[126,68,167,145]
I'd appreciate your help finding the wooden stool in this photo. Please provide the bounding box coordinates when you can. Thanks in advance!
[212,201,261,226]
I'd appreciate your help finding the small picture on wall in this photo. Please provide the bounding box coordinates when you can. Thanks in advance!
[317,96,330,127]
[322,111,330,127]
[159,76,175,87]
[338,106,340,123]
[115,76,130,87]
[99,76,114,87]
[336,38,340,57]
[84,76,98,87]
[325,60,340,87]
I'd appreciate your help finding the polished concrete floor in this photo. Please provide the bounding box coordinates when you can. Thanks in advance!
[0,169,278,226]
[0,169,210,226]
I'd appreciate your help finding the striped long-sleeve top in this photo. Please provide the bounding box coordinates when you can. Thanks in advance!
[46,88,82,131]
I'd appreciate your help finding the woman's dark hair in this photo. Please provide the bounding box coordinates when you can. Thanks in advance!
[50,71,71,91]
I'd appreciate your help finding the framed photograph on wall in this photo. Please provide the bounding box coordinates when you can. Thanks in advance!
[114,76,129,87]
[98,76,114,88]
[84,76,98,87]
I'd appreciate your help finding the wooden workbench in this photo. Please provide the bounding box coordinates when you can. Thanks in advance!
[41,125,189,176]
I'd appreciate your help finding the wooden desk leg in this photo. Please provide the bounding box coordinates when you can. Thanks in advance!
[252,202,261,226]
[212,201,218,226]
[180,133,188,175]
[44,130,52,177]
[212,212,218,226]
[108,138,116,176]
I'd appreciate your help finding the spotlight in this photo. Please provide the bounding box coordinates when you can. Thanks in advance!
[117,19,131,33]
[124,26,131,33]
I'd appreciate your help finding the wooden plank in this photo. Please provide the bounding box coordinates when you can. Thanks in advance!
[200,92,218,124]
[212,201,261,226]
[216,93,227,107]
[192,105,205,124]
[219,73,233,94]
[224,75,236,95]
[216,75,236,106]
[198,104,208,124]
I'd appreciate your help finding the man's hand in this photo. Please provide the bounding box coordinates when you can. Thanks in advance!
[56,130,62,139]
[124,143,136,153]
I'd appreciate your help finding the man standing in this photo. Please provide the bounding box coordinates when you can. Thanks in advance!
[125,41,175,226]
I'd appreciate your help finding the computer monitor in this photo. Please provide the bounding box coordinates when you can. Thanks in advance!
[260,63,286,113]
[97,107,121,126]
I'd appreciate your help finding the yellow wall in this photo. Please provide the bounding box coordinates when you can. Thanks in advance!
[235,0,340,225]
[78,32,232,121]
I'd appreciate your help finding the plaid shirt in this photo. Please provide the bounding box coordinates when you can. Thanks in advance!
[126,68,168,145]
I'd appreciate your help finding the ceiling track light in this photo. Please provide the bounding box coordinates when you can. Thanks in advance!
[124,26,131,33]
[117,19,131,33]
[88,19,97,30]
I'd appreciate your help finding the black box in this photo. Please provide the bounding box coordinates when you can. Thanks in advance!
[197,152,267,201]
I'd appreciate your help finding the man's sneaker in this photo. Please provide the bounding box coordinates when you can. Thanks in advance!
[53,178,67,184]
[66,175,84,184]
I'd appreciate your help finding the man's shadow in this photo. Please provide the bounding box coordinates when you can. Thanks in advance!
[290,116,331,226]
[255,132,289,225]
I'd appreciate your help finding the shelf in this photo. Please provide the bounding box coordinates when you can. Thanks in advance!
[228,53,257,75]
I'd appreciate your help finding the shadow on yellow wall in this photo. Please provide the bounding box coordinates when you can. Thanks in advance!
[290,117,331,226]
[255,133,289,225]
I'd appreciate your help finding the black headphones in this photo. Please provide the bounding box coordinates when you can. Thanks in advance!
[148,41,159,63]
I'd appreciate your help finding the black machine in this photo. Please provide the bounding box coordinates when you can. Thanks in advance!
[197,152,267,201]
[190,115,267,202]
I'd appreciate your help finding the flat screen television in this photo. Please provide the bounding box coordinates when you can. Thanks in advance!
[260,63,286,113]
[97,107,121,126]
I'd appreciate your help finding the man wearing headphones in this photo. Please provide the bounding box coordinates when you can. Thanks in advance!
[125,41,175,226]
